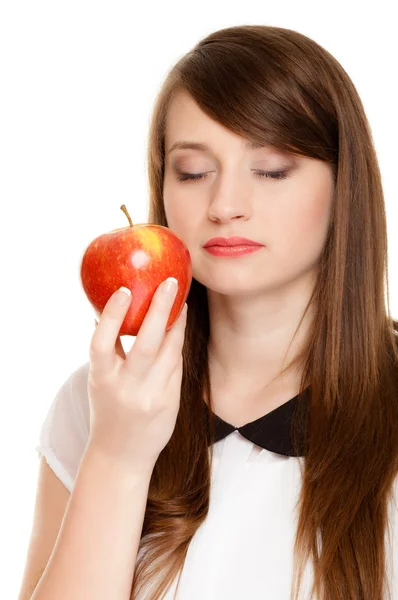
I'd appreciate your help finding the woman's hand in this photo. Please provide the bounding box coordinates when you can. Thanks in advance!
[87,279,188,472]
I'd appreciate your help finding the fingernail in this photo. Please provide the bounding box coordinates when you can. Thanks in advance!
[116,286,132,306]
[163,277,178,295]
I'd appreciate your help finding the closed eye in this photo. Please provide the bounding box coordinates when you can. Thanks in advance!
[175,170,289,182]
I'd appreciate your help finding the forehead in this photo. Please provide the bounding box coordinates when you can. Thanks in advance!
[165,89,210,127]
[165,91,278,156]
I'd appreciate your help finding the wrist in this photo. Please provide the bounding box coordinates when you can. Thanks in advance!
[83,439,156,484]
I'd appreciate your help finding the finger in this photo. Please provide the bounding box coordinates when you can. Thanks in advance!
[95,318,125,360]
[115,335,126,360]
[124,278,179,376]
[89,287,132,376]
[156,302,188,371]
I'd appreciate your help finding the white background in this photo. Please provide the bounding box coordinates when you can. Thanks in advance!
[1,1,397,598]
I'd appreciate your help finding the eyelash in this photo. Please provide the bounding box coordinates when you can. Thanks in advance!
[176,170,289,182]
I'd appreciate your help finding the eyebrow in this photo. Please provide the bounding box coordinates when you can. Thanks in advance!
[166,140,270,155]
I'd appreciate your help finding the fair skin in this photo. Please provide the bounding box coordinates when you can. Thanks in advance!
[163,90,335,426]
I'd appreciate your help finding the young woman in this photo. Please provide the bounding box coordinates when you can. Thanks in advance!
[19,25,398,600]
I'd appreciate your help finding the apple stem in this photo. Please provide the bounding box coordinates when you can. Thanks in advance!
[120,205,134,227]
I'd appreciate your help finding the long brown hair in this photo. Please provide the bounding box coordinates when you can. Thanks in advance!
[130,25,398,600]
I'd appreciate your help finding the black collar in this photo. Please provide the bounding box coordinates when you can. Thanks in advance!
[203,388,310,457]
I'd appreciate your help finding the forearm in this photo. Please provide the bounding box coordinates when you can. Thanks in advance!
[31,444,154,600]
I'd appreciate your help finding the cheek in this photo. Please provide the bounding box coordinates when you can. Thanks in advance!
[163,186,182,231]
[163,195,198,243]
[164,179,190,228]
[273,190,332,265]
[163,179,206,240]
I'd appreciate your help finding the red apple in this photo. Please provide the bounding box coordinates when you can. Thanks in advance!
[80,205,192,336]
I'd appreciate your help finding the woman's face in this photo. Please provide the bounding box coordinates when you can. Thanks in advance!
[163,90,335,295]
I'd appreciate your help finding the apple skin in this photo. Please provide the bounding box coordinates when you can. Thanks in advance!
[80,223,192,336]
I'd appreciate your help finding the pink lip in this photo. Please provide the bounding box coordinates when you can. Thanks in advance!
[203,236,263,248]
[204,245,263,257]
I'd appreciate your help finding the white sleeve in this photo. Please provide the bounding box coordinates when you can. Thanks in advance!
[35,361,91,492]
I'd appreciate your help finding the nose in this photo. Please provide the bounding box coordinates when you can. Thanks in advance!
[208,178,252,223]
[208,208,247,223]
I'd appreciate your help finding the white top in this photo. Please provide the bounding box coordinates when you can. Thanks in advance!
[36,362,398,599]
